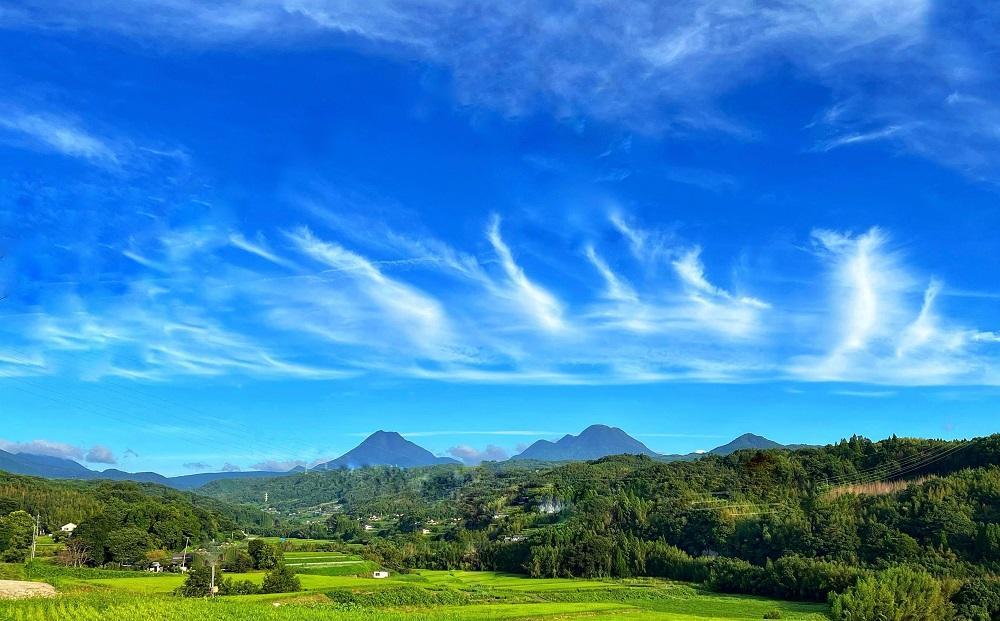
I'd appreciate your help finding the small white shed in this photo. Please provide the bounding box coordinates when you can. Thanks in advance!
[372,571,389,579]
[61,523,77,533]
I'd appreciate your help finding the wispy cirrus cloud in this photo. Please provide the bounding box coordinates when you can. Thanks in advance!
[9,0,998,181]
[0,110,119,166]
[487,214,566,332]
[5,200,1000,386]
[791,227,1000,385]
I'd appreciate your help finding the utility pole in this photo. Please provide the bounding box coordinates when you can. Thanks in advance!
[210,563,216,597]
[181,535,190,570]
[30,513,39,561]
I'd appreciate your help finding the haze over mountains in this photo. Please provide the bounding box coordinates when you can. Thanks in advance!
[0,427,797,488]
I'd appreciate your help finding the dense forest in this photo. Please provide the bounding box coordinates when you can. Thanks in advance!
[202,434,1000,617]
[0,473,273,564]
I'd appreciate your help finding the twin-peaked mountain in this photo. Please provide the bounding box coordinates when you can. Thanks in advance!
[510,427,787,461]
[512,424,659,461]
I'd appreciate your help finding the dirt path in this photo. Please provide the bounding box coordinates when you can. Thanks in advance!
[0,579,56,599]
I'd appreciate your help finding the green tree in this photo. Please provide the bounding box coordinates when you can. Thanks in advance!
[261,563,301,594]
[224,549,254,573]
[831,566,954,621]
[176,565,213,597]
[248,538,282,569]
[0,510,35,562]
[106,527,154,565]
[953,579,1000,621]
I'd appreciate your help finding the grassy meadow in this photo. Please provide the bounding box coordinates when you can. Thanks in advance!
[0,555,831,621]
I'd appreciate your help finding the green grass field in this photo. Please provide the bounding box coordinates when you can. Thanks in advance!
[0,561,831,621]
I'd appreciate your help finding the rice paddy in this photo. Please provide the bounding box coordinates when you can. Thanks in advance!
[0,560,831,621]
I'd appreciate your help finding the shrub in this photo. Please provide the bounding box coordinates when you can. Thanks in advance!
[763,610,782,619]
[261,563,301,594]
[830,566,955,621]
[219,578,261,595]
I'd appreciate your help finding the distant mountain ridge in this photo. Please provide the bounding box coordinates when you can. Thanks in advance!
[513,424,659,461]
[0,428,798,488]
[512,427,796,462]
[0,448,292,490]
[314,431,459,470]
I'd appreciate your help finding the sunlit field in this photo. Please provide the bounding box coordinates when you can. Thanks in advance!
[0,561,829,621]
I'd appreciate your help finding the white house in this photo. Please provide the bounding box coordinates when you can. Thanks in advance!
[372,571,389,579]
[60,523,77,534]
[363,524,375,531]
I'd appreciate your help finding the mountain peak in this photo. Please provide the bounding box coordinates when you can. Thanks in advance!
[512,425,657,461]
[709,433,784,456]
[315,431,458,470]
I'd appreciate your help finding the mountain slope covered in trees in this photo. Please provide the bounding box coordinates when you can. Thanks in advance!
[0,472,272,565]
[201,434,1000,596]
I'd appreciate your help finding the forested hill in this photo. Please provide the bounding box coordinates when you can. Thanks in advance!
[192,434,1000,612]
[0,472,273,553]
[201,434,1000,516]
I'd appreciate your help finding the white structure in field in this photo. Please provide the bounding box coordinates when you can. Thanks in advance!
[61,523,77,533]
[372,571,389,579]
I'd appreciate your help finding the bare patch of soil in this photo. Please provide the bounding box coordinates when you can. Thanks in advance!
[0,579,56,599]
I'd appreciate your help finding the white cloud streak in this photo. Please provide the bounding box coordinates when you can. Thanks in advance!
[487,215,566,332]
[0,111,119,165]
[5,207,1000,387]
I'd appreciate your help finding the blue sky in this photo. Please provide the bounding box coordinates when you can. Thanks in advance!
[1,1,999,474]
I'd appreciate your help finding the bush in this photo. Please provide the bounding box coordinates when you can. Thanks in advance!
[830,566,955,621]
[219,578,261,595]
[261,563,300,594]
[763,610,782,619]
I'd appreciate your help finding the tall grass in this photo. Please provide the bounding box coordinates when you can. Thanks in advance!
[826,476,935,499]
